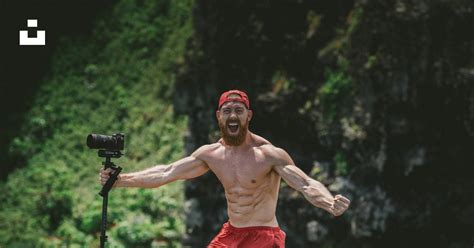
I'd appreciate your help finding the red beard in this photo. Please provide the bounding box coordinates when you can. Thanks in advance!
[218,117,249,146]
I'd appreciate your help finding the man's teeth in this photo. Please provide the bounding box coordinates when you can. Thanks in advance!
[229,123,238,126]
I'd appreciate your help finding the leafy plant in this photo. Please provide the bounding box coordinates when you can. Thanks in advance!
[0,0,194,246]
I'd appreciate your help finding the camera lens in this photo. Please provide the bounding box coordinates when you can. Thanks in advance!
[87,133,124,150]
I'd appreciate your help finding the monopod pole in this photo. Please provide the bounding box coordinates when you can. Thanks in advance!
[99,155,122,248]
[100,192,109,248]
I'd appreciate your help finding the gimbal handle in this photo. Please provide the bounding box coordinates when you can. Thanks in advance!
[99,156,122,197]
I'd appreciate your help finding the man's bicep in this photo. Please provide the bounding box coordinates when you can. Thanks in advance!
[274,163,310,192]
[269,147,309,191]
[168,155,209,180]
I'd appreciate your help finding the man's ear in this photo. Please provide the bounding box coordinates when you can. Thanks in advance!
[248,109,253,121]
[216,110,220,120]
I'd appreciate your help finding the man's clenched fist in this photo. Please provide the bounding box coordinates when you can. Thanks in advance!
[330,194,351,216]
[99,168,117,186]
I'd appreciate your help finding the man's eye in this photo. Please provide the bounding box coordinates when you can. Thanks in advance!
[236,109,243,114]
[223,110,230,114]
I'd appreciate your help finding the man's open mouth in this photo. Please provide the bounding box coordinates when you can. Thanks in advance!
[227,122,239,133]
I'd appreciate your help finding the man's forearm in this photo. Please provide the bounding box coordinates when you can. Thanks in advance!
[115,165,172,188]
[301,179,335,213]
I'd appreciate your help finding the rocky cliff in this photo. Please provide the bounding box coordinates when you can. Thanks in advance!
[175,0,474,247]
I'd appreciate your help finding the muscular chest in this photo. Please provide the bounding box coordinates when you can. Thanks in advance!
[207,148,273,189]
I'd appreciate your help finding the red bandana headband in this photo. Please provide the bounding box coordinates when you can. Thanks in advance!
[218,90,250,109]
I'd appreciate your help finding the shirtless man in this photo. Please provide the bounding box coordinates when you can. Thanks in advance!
[100,89,351,247]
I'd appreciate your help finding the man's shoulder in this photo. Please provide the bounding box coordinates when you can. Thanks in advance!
[253,139,291,164]
[259,144,286,157]
[191,142,222,157]
[251,135,282,158]
[250,132,273,147]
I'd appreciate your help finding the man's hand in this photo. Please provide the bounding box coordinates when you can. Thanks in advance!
[99,168,120,187]
[329,194,351,216]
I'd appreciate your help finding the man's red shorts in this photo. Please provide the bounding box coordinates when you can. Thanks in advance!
[208,222,286,248]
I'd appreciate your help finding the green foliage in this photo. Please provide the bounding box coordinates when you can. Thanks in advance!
[272,70,296,93]
[364,54,378,70]
[347,7,363,37]
[334,152,348,176]
[318,6,363,59]
[0,0,194,246]
[316,5,362,108]
[115,213,157,247]
[318,58,353,122]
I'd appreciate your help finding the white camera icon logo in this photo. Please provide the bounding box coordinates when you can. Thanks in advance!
[19,19,46,46]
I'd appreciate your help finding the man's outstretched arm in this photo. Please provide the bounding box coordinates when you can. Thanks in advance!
[99,145,210,188]
[269,146,350,216]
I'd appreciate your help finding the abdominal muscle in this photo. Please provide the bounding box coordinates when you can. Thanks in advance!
[223,177,280,227]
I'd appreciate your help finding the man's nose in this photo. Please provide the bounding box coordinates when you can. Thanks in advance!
[228,110,237,117]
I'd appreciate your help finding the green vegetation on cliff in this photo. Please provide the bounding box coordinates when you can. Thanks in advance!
[2,0,473,247]
[0,0,194,246]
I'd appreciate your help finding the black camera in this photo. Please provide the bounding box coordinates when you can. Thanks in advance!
[87,133,124,151]
[87,132,125,247]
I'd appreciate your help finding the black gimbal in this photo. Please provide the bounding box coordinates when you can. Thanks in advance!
[87,133,124,248]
